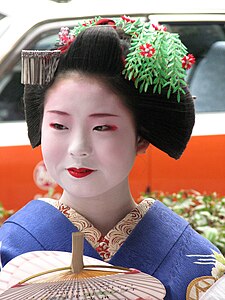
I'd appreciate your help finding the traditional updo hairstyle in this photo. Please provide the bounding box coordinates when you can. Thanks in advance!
[23,24,195,159]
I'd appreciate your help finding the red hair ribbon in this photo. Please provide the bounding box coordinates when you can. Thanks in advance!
[95,18,116,29]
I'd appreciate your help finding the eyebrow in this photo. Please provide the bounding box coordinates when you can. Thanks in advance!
[47,111,119,117]
[89,113,119,118]
[46,110,70,116]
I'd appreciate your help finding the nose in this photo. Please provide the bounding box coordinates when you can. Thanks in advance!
[68,131,92,158]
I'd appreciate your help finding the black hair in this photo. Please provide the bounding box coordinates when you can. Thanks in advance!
[23,25,195,159]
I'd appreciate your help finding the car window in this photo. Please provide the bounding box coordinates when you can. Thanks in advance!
[0,32,58,121]
[0,21,225,122]
[0,63,24,121]
[168,23,225,113]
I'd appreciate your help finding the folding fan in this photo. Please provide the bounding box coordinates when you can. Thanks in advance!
[0,232,166,299]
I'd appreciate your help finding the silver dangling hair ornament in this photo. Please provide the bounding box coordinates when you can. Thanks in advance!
[21,50,61,85]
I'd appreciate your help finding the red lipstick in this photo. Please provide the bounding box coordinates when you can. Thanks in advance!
[67,168,94,178]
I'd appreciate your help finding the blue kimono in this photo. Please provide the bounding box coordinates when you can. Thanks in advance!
[0,200,218,299]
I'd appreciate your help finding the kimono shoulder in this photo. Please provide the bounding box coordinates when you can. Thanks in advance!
[0,200,77,267]
[110,200,219,300]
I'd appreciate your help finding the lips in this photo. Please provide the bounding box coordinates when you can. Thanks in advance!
[67,168,94,178]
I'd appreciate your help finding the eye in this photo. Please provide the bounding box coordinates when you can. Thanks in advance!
[93,125,117,131]
[50,123,68,130]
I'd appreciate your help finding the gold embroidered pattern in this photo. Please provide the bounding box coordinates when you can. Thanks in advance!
[186,276,216,300]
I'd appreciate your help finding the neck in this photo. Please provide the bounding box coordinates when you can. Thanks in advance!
[59,179,137,236]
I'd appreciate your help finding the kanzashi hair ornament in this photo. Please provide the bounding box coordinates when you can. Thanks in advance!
[116,18,195,101]
[57,27,75,53]
[57,16,195,102]
[21,50,61,85]
[21,16,195,102]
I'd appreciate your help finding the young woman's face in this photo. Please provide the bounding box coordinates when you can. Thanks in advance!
[41,74,138,198]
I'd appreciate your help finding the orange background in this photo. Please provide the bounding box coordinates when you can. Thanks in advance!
[0,135,224,211]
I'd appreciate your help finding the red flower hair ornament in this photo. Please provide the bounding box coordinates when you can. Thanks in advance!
[139,44,156,58]
[58,26,75,53]
[182,54,196,70]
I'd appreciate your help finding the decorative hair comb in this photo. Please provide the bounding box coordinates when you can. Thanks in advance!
[21,50,60,85]
[21,16,195,102]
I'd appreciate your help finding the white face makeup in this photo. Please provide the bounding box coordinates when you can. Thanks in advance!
[41,74,138,200]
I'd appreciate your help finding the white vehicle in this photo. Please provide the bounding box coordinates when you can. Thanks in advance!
[0,0,225,211]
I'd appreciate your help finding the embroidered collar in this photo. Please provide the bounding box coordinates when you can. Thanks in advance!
[41,198,154,261]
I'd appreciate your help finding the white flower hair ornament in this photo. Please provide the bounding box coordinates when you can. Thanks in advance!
[22,16,195,102]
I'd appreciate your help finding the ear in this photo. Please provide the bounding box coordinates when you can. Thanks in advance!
[136,136,149,154]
